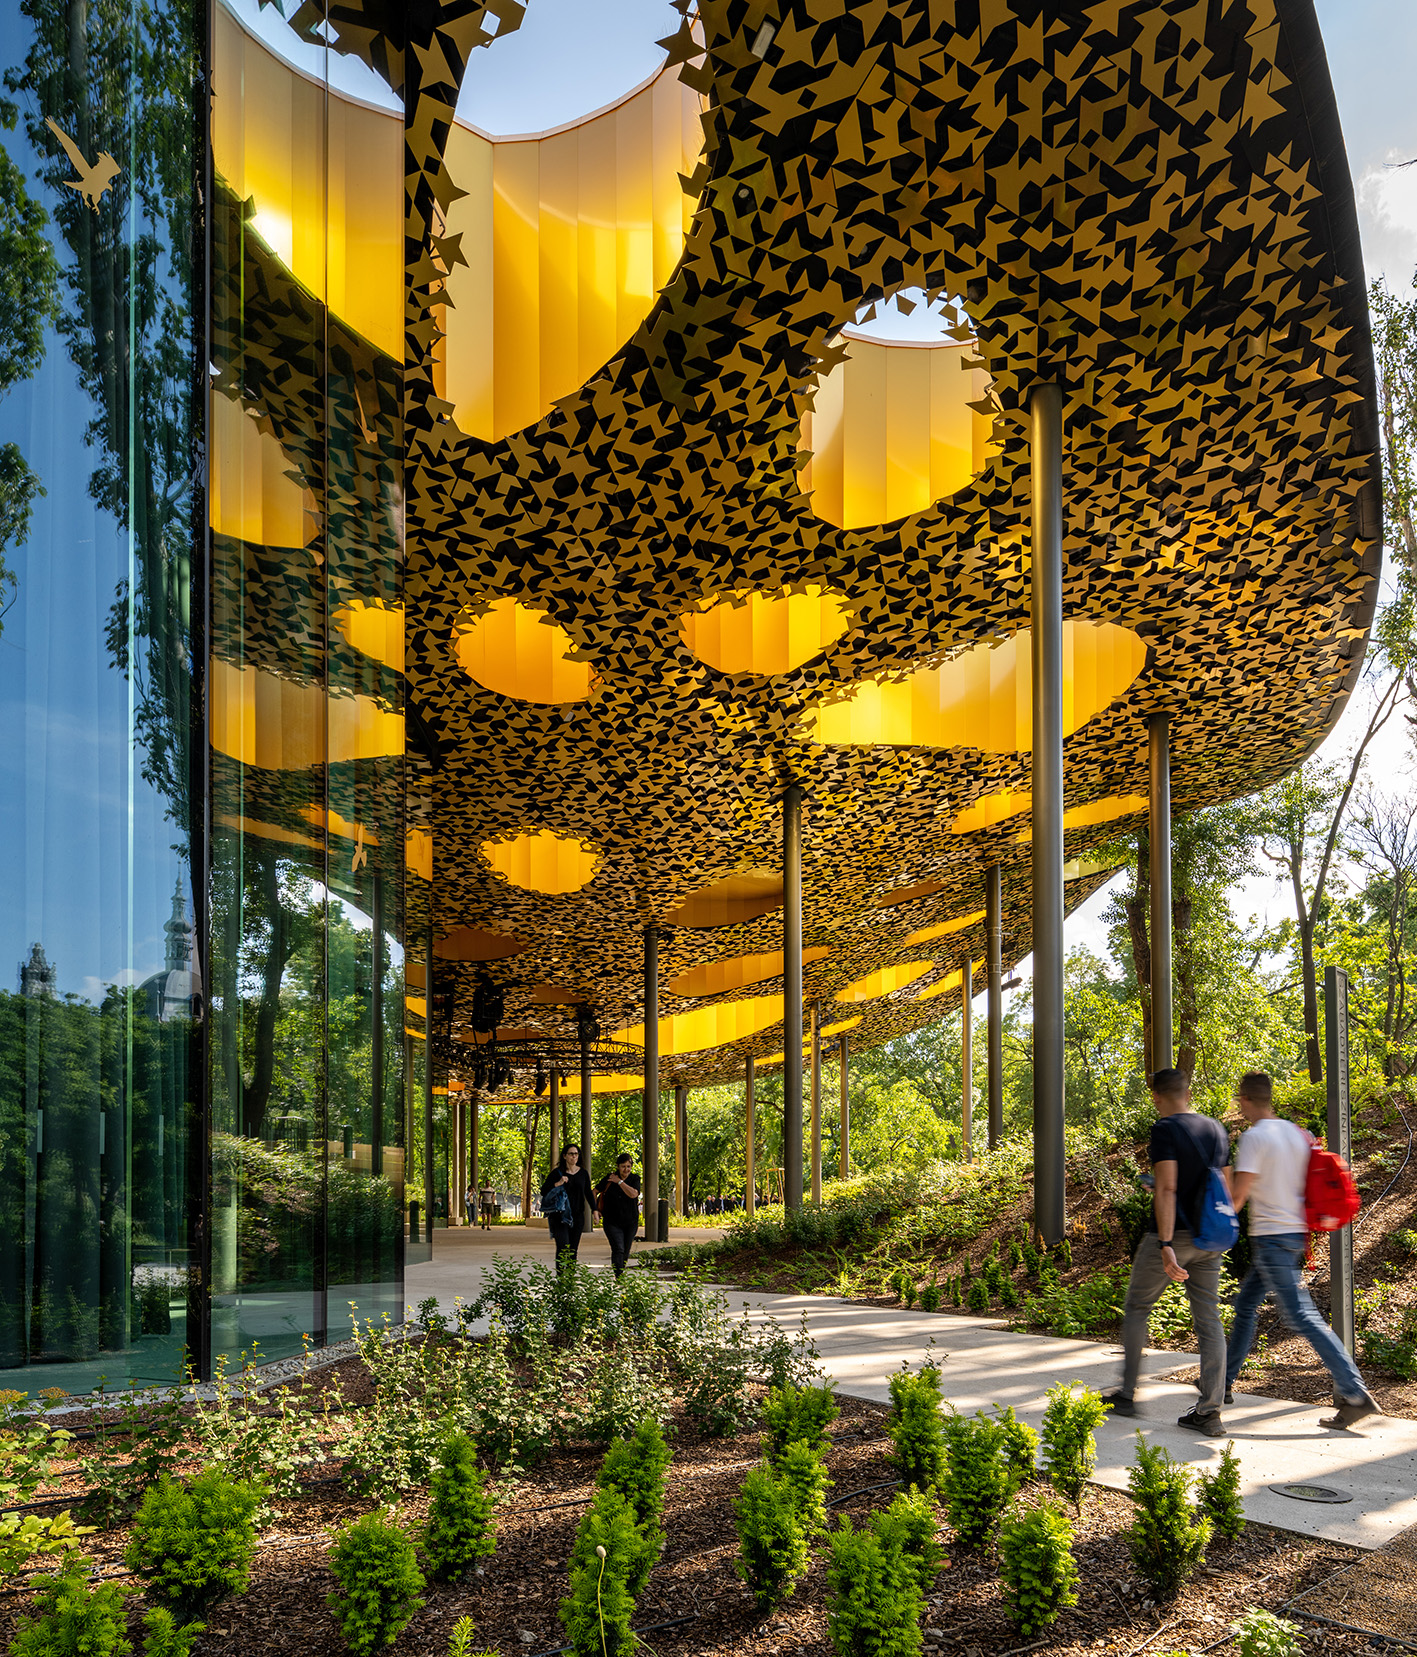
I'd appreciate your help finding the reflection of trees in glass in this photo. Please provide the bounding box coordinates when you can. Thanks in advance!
[0,100,61,632]
[4,0,196,823]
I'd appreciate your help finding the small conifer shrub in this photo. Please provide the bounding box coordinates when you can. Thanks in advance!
[941,1411,1024,1547]
[824,1511,923,1657]
[1125,1434,1210,1598]
[422,1433,496,1582]
[327,1511,427,1655]
[1197,1441,1246,1541]
[918,1280,942,1313]
[9,1560,131,1657]
[123,1469,262,1619]
[886,1363,947,1492]
[999,1275,1021,1309]
[990,1405,1037,1486]
[1007,1239,1024,1270]
[597,1417,672,1592]
[998,1501,1079,1634]
[761,1382,838,1464]
[948,1276,962,1307]
[734,1466,810,1612]
[140,1607,206,1657]
[1039,1382,1109,1507]
[561,1489,646,1657]
[872,1488,943,1592]
[778,1439,832,1540]
[966,1278,990,1313]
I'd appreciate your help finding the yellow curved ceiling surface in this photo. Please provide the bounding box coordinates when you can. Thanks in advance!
[336,601,405,672]
[951,790,1032,835]
[904,910,986,947]
[439,66,704,442]
[455,598,593,703]
[1015,794,1149,843]
[836,961,936,1004]
[758,1016,862,1066]
[812,620,1147,749]
[873,878,946,908]
[209,392,314,549]
[480,828,602,894]
[406,828,434,882]
[667,873,783,928]
[915,961,985,1003]
[434,927,529,961]
[209,658,404,771]
[799,336,996,530]
[665,945,831,999]
[680,587,853,676]
[619,993,785,1057]
[210,5,403,358]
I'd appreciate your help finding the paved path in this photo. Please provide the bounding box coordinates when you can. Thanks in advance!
[407,1227,1417,1551]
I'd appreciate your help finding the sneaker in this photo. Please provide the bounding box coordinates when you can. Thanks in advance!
[1177,1407,1226,1437]
[1100,1390,1136,1417]
[1194,1381,1234,1405]
[1320,1395,1382,1430]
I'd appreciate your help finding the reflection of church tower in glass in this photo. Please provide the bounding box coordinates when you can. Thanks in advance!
[19,943,56,998]
[143,879,200,1021]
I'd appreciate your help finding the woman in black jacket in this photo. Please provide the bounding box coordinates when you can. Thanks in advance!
[541,1143,594,1263]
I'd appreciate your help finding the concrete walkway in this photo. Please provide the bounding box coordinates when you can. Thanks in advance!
[407,1226,1417,1551]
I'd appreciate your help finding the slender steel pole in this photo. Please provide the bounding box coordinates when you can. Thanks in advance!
[838,1033,849,1178]
[578,1031,592,1230]
[424,925,435,1250]
[1147,712,1174,1076]
[673,1083,686,1215]
[370,876,384,1175]
[783,785,804,1210]
[549,1067,560,1167]
[985,864,1004,1149]
[809,1002,822,1203]
[961,956,974,1163]
[1031,380,1066,1245]
[467,1096,477,1217]
[744,1057,756,1216]
[643,926,660,1239]
[1325,965,1355,1385]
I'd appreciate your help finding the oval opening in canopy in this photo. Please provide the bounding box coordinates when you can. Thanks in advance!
[619,994,785,1057]
[335,600,405,672]
[455,598,593,704]
[668,872,783,928]
[434,927,528,961]
[480,829,602,894]
[904,909,986,946]
[1015,794,1148,843]
[873,879,946,909]
[680,586,853,676]
[915,961,984,1003]
[665,946,831,1000]
[836,961,936,1004]
[811,620,1147,750]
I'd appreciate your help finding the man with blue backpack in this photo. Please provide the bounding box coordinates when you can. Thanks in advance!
[1103,1067,1236,1436]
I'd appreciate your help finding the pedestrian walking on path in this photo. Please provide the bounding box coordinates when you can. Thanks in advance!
[1104,1067,1232,1435]
[542,1144,594,1264]
[595,1153,642,1275]
[1224,1071,1382,1430]
[478,1182,495,1229]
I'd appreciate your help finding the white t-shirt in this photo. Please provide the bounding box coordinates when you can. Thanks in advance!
[1235,1116,1311,1236]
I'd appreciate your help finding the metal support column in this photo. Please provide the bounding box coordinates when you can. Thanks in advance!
[643,926,660,1239]
[985,863,1004,1150]
[745,1057,756,1218]
[1325,966,1355,1382]
[1147,711,1174,1076]
[1031,380,1066,1245]
[783,785,804,1210]
[468,1096,478,1218]
[838,1033,849,1178]
[961,956,974,1163]
[424,925,435,1250]
[370,876,383,1174]
[673,1084,687,1215]
[579,1030,593,1231]
[549,1067,560,1166]
[810,1002,822,1204]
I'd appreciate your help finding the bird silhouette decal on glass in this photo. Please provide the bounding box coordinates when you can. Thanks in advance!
[45,118,121,210]
[351,822,368,874]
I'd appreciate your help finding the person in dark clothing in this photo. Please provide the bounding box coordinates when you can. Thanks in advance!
[595,1153,641,1275]
[542,1144,594,1264]
[1103,1068,1232,1435]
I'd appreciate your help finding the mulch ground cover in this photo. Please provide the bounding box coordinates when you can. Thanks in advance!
[2,1385,1398,1657]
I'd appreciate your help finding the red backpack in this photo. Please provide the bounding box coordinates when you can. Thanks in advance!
[1304,1140,1362,1232]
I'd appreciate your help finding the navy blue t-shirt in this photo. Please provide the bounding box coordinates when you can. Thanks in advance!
[1148,1111,1230,1236]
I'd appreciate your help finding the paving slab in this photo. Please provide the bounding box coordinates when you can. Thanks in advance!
[406,1230,1417,1551]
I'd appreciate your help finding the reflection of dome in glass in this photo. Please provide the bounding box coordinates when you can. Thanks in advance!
[142,880,202,1023]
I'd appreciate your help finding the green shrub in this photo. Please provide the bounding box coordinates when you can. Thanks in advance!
[561,1489,646,1657]
[597,1417,672,1593]
[0,1508,92,1579]
[327,1511,426,1655]
[886,1364,947,1492]
[1125,1434,1209,1599]
[422,1433,497,1582]
[1007,1239,1023,1270]
[778,1439,833,1540]
[948,1276,962,1307]
[1231,1607,1303,1657]
[1197,1441,1246,1541]
[1054,1239,1073,1268]
[873,1487,942,1591]
[1361,1309,1417,1380]
[1023,1264,1129,1338]
[941,1411,1023,1547]
[9,1560,131,1657]
[998,1501,1079,1634]
[998,1275,1020,1309]
[761,1382,838,1464]
[1392,1228,1417,1259]
[1039,1382,1108,1507]
[965,1278,989,1313]
[990,1405,1037,1486]
[734,1466,810,1612]
[140,1607,206,1657]
[123,1470,262,1619]
[1021,1240,1040,1275]
[825,1511,923,1657]
[918,1281,941,1313]
[901,1278,917,1308]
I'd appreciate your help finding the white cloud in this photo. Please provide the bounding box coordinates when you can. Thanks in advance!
[1356,154,1417,288]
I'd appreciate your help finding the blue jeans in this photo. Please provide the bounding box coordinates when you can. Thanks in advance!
[1225,1232,1368,1403]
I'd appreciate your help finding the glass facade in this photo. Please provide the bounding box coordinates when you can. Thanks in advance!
[0,0,408,1395]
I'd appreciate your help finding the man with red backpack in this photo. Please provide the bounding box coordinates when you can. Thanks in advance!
[1224,1071,1381,1429]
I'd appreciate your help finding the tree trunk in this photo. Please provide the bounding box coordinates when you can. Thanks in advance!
[243,858,297,1140]
[1298,915,1323,1083]
[1125,832,1153,1076]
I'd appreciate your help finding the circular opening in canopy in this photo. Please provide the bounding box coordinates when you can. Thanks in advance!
[455,598,593,704]
[480,829,602,894]
[681,586,853,676]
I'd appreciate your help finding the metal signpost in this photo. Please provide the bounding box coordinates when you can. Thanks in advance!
[1324,965,1354,1366]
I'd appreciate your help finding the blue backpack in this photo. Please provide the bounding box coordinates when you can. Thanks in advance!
[544,1182,572,1224]
[1188,1166,1239,1252]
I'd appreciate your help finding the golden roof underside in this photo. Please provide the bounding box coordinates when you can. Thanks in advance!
[214,0,1380,1088]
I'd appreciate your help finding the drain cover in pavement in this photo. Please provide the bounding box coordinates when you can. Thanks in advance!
[1269,1482,1352,1504]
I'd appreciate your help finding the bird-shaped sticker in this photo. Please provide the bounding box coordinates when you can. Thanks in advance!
[351,822,368,874]
[45,118,121,210]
